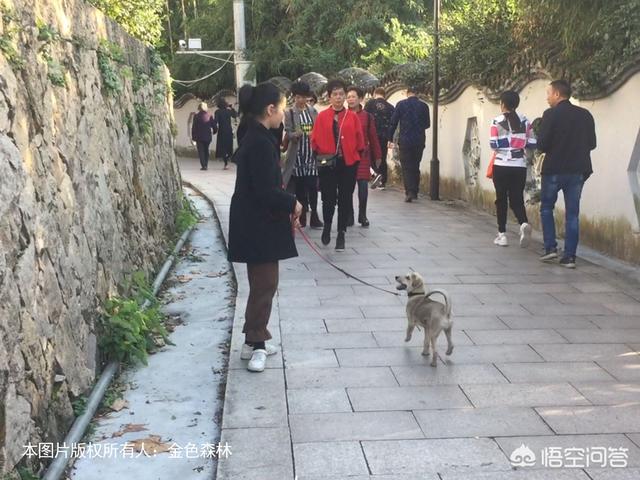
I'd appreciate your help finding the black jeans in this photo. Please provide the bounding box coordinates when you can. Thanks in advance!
[372,135,388,186]
[318,157,357,232]
[492,165,528,232]
[357,179,368,216]
[196,141,211,169]
[399,145,424,198]
[294,175,319,213]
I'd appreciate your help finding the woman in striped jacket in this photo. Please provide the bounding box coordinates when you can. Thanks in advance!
[489,90,537,247]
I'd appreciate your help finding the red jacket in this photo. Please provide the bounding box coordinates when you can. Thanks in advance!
[354,107,382,180]
[311,107,365,166]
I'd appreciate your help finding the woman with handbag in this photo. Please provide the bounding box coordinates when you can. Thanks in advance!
[311,79,365,251]
[283,81,323,229]
[489,90,536,247]
[228,82,303,372]
[347,85,381,227]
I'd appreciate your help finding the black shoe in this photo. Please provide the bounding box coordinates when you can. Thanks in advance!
[347,212,354,227]
[358,212,370,227]
[200,167,205,170]
[559,256,576,268]
[335,230,345,251]
[300,210,307,228]
[404,195,413,203]
[310,211,324,229]
[539,248,558,262]
[321,225,331,245]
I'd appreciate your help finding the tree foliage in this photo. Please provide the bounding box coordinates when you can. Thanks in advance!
[90,0,640,99]
[87,0,165,45]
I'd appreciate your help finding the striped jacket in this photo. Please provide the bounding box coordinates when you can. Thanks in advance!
[489,113,536,168]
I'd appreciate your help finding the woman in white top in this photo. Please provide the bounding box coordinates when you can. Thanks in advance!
[489,90,536,247]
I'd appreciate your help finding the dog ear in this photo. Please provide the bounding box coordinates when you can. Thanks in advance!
[409,272,420,287]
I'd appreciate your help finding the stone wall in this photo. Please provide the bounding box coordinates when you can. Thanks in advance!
[0,0,181,472]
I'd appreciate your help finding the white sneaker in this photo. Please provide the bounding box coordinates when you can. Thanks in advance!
[247,349,267,372]
[493,232,508,247]
[519,223,532,248]
[240,343,279,360]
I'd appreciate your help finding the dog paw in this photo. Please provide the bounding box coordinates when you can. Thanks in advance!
[446,346,454,355]
[421,350,430,356]
[404,336,412,342]
[430,360,438,367]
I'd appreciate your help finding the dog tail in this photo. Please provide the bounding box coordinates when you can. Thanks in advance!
[426,289,452,318]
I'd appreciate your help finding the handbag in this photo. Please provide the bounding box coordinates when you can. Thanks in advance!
[317,110,347,170]
[486,151,496,179]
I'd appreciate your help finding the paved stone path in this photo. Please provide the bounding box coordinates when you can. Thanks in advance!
[181,158,640,480]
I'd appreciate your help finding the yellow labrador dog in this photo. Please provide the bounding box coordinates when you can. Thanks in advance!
[395,272,453,367]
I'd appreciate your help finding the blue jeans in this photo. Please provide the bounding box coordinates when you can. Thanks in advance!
[540,174,584,257]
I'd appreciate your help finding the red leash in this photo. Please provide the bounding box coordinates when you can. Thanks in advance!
[296,226,400,296]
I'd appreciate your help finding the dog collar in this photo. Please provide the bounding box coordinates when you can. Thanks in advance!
[407,291,425,297]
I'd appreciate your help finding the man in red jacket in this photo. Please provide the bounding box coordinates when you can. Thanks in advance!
[311,79,365,251]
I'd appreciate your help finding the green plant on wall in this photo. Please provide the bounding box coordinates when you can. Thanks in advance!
[35,20,68,87]
[134,103,152,138]
[98,272,169,365]
[175,192,198,236]
[0,3,25,69]
[97,40,123,95]
[124,110,135,136]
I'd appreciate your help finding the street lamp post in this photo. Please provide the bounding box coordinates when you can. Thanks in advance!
[430,0,440,201]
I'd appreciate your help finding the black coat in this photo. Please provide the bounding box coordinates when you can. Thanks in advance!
[537,99,596,176]
[228,121,298,264]
[215,107,237,158]
[191,111,217,143]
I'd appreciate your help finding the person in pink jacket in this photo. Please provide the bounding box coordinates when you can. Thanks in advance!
[346,86,381,227]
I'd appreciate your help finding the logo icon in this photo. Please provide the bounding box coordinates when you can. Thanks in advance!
[510,444,536,467]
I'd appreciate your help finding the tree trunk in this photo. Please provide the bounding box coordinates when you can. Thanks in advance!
[165,0,174,60]
[180,0,188,39]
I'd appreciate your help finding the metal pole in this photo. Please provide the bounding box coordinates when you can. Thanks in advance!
[430,0,440,201]
[233,0,254,90]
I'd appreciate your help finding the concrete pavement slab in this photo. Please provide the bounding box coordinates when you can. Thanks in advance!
[413,406,554,438]
[461,383,591,408]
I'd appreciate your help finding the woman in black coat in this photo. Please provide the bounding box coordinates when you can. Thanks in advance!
[191,102,218,170]
[228,82,302,372]
[214,98,237,169]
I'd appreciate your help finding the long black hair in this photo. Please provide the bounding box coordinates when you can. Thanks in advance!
[500,90,523,133]
[238,82,283,119]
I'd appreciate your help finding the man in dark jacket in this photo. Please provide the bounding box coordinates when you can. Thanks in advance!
[191,102,218,170]
[388,85,430,202]
[537,79,597,268]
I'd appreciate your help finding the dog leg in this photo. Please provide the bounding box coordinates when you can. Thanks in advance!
[430,334,438,367]
[405,324,415,342]
[422,330,430,356]
[444,325,454,356]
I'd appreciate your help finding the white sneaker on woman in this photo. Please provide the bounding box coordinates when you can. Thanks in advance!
[240,343,279,360]
[247,349,268,372]
[519,223,532,248]
[493,232,508,247]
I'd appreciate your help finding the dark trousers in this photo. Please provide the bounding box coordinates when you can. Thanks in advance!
[196,141,211,169]
[372,135,388,186]
[357,179,368,216]
[243,262,279,343]
[319,158,357,232]
[399,145,424,198]
[492,165,528,232]
[294,175,319,213]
